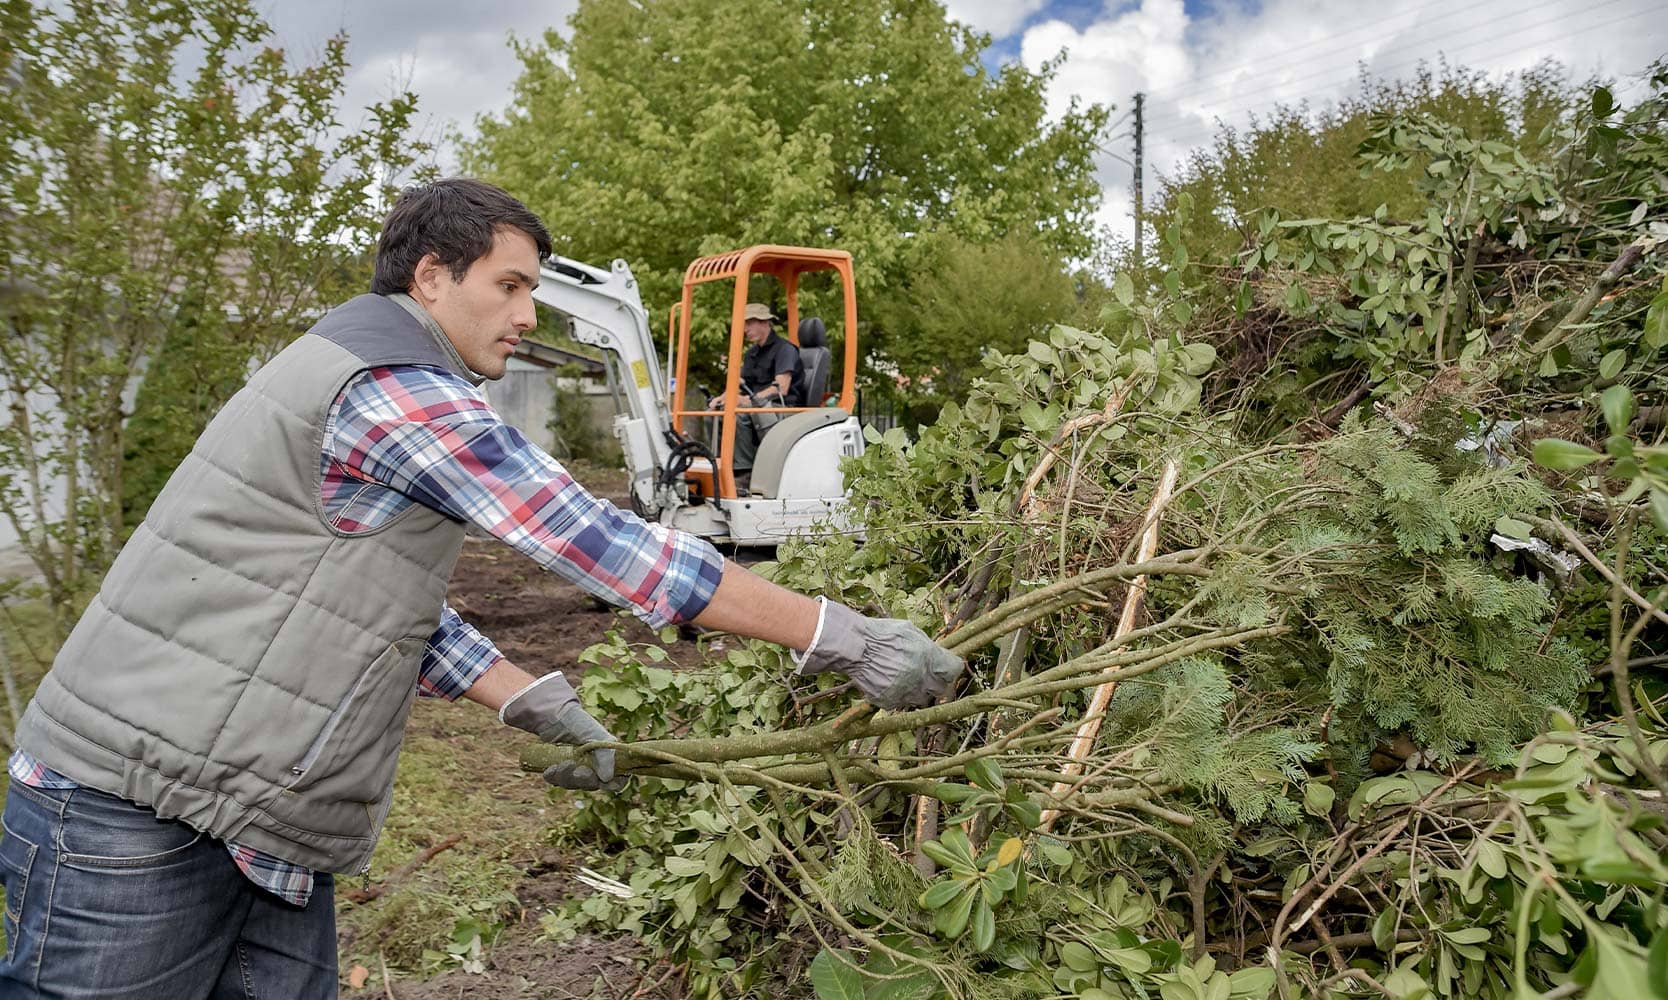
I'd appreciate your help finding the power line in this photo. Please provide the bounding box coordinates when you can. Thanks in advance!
[1144,0,1639,134]
[1140,1,1651,147]
[1149,0,1648,135]
[1144,0,1554,102]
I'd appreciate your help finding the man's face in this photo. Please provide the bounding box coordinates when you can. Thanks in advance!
[743,318,771,347]
[409,226,539,380]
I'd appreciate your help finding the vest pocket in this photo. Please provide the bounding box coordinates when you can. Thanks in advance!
[269,637,426,839]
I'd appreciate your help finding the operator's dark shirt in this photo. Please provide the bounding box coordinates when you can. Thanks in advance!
[741,331,805,407]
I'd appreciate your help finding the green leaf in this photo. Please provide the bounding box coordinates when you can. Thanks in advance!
[937,827,975,866]
[1651,491,1668,536]
[1602,384,1636,435]
[919,878,965,910]
[1493,516,1533,541]
[869,974,936,1000]
[1592,931,1654,999]
[1442,927,1490,945]
[933,883,975,937]
[1599,349,1628,380]
[965,757,1004,792]
[1114,272,1135,307]
[808,949,864,1000]
[1006,798,1043,830]
[920,840,967,871]
[1645,292,1668,349]
[1107,947,1152,973]
[1592,85,1615,117]
[1646,927,1668,997]
[1532,438,1604,470]
[1059,942,1099,973]
[927,782,983,804]
[1303,782,1335,817]
[970,897,996,952]
[1039,840,1073,867]
[1475,840,1508,880]
[664,856,705,877]
[1371,909,1396,951]
[1177,342,1217,375]
[1227,966,1276,998]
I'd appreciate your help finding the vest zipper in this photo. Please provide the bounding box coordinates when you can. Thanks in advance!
[361,790,398,874]
[289,653,387,778]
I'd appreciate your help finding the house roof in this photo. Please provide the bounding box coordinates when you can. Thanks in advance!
[511,337,607,375]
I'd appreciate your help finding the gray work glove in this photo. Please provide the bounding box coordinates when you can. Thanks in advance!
[795,598,964,709]
[500,673,625,791]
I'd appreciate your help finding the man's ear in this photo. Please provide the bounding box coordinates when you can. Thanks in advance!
[409,253,446,304]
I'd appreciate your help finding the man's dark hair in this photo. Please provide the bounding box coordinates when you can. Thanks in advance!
[371,178,553,295]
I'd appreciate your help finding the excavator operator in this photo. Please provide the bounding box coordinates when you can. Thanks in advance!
[725,302,805,489]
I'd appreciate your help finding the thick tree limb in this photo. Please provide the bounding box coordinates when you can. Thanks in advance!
[521,624,1288,781]
[1529,242,1647,353]
[1041,458,1179,832]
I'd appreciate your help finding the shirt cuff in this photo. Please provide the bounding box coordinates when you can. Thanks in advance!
[645,533,726,627]
[419,608,505,700]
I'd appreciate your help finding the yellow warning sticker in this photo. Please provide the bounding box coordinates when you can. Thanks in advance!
[631,360,651,389]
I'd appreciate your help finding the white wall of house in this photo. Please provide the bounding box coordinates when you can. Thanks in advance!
[0,386,87,558]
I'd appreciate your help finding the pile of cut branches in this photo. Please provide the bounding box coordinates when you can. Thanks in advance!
[529,85,1668,1000]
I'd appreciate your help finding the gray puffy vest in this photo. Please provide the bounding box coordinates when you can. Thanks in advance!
[17,293,475,874]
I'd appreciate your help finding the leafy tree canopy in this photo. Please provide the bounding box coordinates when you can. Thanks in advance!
[463,0,1109,389]
[0,0,429,635]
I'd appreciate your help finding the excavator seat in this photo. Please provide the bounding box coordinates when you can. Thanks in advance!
[750,407,851,499]
[797,317,833,405]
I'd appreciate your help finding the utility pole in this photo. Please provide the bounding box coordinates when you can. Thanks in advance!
[1132,91,1144,269]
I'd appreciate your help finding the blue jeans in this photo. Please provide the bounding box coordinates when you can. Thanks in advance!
[0,781,337,998]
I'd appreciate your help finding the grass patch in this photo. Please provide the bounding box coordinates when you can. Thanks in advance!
[336,696,574,977]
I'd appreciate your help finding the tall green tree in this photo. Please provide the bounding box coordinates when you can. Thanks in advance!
[866,229,1092,424]
[463,0,1108,390]
[0,0,431,638]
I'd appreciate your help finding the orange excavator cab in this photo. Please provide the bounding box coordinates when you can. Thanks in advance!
[665,246,859,500]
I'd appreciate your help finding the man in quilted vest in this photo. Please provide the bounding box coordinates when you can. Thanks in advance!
[0,179,961,998]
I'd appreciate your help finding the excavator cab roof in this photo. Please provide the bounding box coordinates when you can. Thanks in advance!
[667,245,858,500]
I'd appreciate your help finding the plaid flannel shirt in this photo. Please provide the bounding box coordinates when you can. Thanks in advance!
[11,362,724,905]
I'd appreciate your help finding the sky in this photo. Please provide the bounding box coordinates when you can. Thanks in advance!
[266,0,1667,244]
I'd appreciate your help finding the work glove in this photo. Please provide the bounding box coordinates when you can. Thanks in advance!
[794,598,964,709]
[500,672,626,791]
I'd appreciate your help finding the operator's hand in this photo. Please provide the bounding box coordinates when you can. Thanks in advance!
[795,598,964,709]
[500,673,626,791]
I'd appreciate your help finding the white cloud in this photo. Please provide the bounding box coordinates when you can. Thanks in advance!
[262,0,581,171]
[1020,0,1668,246]
[941,0,1052,37]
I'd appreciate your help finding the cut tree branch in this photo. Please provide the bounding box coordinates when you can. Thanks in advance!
[1529,242,1647,353]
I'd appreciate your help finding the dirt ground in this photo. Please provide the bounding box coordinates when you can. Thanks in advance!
[340,465,708,1000]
